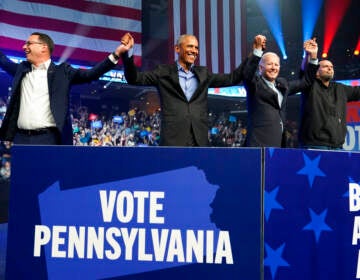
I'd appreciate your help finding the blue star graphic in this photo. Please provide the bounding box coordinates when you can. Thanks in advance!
[297,153,326,188]
[264,242,289,279]
[264,186,284,222]
[303,208,332,242]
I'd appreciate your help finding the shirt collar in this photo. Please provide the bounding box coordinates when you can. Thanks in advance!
[32,59,51,71]
[261,76,276,88]
[177,61,194,73]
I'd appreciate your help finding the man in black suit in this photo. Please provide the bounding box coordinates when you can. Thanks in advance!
[0,32,129,145]
[120,33,245,147]
[243,35,319,147]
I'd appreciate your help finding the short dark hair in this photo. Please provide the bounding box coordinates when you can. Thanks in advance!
[31,32,54,54]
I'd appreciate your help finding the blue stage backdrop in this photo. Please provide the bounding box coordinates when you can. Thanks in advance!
[6,146,262,280]
[264,148,360,280]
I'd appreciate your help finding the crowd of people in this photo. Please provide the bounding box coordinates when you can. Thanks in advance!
[71,105,248,148]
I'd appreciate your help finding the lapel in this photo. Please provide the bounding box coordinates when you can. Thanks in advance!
[189,66,206,101]
[260,77,280,108]
[275,78,287,108]
[47,62,56,99]
[168,63,186,100]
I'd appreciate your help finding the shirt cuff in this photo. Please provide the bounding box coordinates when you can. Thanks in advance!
[309,58,319,65]
[109,53,118,64]
[127,47,134,58]
[253,48,263,58]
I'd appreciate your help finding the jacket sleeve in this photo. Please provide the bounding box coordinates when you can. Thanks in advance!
[70,56,117,84]
[207,55,255,88]
[121,52,159,85]
[0,50,19,76]
[242,54,261,84]
[288,63,319,95]
[343,84,360,102]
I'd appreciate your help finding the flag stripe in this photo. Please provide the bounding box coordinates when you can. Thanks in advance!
[85,0,142,10]
[180,1,187,35]
[205,2,212,71]
[0,0,142,66]
[0,1,141,32]
[229,0,236,70]
[0,36,107,64]
[217,0,224,73]
[0,10,142,43]
[210,0,219,73]
[15,0,141,20]
[198,0,206,67]
[168,0,175,62]
[169,0,243,74]
[0,23,142,62]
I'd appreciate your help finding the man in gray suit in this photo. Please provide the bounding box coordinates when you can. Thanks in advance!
[120,33,245,147]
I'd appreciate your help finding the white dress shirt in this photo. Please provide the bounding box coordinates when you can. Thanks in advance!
[17,59,56,129]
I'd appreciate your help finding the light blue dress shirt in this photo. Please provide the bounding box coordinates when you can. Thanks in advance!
[177,62,198,101]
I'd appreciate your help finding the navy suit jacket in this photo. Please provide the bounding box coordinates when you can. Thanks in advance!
[0,51,116,144]
[122,54,245,146]
[243,54,318,147]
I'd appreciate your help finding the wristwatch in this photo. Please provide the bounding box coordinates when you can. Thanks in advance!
[112,52,120,60]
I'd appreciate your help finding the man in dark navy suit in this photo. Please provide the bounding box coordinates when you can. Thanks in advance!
[0,32,130,145]
[243,35,319,147]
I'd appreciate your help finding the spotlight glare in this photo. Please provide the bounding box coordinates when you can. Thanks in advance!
[354,50,360,56]
[322,52,328,58]
[283,55,288,60]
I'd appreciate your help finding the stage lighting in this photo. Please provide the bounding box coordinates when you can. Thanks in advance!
[255,0,287,61]
[323,0,351,59]
[302,0,323,45]
[322,53,328,58]
[354,50,360,56]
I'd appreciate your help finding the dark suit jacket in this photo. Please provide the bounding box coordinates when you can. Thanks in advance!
[0,51,116,144]
[243,54,318,147]
[122,54,244,146]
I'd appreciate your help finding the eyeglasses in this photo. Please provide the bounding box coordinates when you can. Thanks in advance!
[24,41,44,46]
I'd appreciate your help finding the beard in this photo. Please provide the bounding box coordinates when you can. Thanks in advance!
[321,73,334,82]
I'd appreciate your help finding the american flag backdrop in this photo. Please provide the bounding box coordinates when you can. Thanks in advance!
[168,0,245,74]
[0,0,142,66]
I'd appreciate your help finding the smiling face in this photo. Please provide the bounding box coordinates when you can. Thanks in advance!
[22,34,49,66]
[175,35,199,71]
[259,52,280,83]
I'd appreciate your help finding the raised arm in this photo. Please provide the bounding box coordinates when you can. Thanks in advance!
[242,35,267,83]
[288,38,319,94]
[113,33,134,58]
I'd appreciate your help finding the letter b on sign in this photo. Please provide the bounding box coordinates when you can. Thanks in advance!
[349,183,360,212]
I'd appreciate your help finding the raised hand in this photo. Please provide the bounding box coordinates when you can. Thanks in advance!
[303,38,318,59]
[253,35,266,51]
[114,33,134,56]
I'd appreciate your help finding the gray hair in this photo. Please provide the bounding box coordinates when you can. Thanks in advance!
[176,34,196,46]
[259,52,280,66]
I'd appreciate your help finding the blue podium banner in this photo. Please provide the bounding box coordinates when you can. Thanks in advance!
[6,146,262,279]
[264,148,360,280]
